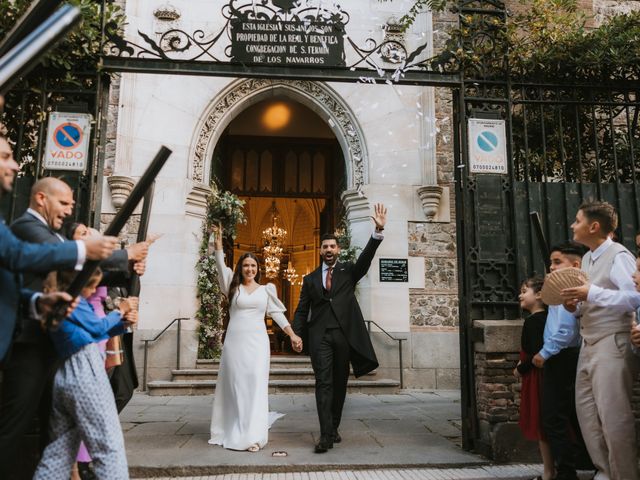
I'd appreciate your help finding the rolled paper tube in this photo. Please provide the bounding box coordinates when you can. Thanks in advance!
[129,181,156,297]
[47,146,172,327]
[0,0,65,57]
[530,211,551,273]
[0,5,81,93]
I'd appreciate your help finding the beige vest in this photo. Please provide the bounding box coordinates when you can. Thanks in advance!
[580,242,635,344]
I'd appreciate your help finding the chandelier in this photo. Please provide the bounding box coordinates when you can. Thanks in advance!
[262,206,287,279]
[284,261,299,284]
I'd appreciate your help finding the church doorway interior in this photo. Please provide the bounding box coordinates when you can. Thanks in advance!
[211,95,345,354]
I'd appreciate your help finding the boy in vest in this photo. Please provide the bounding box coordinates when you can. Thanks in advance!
[532,242,590,480]
[561,201,639,480]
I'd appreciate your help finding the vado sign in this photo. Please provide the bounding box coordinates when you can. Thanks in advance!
[43,112,92,171]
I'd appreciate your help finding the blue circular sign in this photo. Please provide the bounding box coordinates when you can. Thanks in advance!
[477,130,499,152]
[53,123,82,150]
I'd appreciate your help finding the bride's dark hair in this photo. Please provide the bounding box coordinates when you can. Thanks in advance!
[228,252,262,303]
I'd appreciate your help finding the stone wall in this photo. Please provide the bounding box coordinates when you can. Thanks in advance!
[473,320,544,461]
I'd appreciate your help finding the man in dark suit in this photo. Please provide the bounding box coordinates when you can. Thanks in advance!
[293,203,387,453]
[0,137,119,478]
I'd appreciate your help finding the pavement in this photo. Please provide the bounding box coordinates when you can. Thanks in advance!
[121,390,594,479]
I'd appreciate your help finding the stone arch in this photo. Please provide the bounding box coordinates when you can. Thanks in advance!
[188,78,368,191]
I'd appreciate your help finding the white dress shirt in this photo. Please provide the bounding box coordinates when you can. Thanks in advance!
[585,238,640,311]
[27,208,86,270]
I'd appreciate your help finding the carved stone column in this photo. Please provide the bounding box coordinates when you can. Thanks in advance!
[341,189,370,224]
[106,175,135,210]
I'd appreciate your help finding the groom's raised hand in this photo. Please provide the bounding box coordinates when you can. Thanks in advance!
[372,203,387,230]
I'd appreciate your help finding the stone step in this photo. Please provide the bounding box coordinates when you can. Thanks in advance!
[147,378,400,396]
[172,368,375,381]
[196,356,311,369]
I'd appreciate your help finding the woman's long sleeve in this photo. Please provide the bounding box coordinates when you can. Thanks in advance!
[214,249,233,296]
[265,283,290,330]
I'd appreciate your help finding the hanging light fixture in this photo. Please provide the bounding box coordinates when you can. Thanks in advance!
[262,203,287,279]
[284,261,299,284]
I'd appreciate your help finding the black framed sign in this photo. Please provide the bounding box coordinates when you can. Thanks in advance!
[379,258,408,282]
[229,15,345,66]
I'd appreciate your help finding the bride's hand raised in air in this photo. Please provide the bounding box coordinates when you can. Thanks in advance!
[209,222,223,251]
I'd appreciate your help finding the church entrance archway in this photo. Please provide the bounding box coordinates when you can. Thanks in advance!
[211,94,346,354]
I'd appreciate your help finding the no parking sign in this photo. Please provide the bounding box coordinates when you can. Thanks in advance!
[43,112,92,171]
[467,118,507,174]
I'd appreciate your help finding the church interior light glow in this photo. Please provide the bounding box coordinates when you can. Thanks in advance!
[262,102,291,130]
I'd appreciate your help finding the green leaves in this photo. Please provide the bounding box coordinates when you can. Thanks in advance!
[429,0,640,82]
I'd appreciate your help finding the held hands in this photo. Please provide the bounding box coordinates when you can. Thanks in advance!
[290,333,303,353]
[371,203,387,231]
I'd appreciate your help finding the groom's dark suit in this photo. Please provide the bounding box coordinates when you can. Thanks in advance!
[293,235,381,444]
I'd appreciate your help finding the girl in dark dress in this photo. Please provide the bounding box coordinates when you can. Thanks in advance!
[514,275,554,480]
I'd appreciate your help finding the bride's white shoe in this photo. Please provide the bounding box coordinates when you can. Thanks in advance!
[247,444,260,452]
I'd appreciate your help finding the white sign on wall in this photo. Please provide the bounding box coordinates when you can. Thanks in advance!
[43,112,92,171]
[467,118,507,174]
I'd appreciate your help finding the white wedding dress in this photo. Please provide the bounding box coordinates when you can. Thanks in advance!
[208,249,289,451]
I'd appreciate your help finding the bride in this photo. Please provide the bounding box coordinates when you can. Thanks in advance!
[207,224,303,452]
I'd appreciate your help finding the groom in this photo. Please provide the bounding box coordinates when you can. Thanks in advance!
[292,203,387,453]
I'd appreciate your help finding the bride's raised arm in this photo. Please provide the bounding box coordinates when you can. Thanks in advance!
[208,225,233,296]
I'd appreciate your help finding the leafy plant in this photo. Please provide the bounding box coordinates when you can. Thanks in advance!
[196,184,246,359]
[429,0,640,82]
[335,220,361,264]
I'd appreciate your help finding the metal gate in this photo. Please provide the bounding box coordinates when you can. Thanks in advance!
[453,0,640,451]
[0,73,109,228]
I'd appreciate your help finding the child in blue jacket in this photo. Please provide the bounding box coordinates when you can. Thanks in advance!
[34,268,137,479]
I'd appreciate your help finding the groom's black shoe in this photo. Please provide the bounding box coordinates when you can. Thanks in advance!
[314,436,334,453]
[332,430,341,443]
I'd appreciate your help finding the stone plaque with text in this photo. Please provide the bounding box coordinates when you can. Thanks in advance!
[379,258,409,283]
[230,19,345,66]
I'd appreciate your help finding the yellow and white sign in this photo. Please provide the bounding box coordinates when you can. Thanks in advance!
[468,118,507,174]
[43,112,92,171]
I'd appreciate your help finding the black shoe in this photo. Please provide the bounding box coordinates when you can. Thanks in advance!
[314,437,334,453]
[332,430,341,443]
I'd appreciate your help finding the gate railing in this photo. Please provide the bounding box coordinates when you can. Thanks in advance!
[364,320,405,389]
[141,317,189,391]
